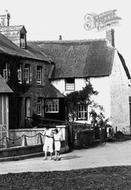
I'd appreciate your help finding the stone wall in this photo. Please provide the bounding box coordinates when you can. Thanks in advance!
[8,125,69,152]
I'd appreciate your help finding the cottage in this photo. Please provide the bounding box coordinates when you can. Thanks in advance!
[30,37,131,134]
[0,11,131,135]
[0,14,65,129]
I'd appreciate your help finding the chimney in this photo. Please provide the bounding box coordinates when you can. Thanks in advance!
[59,35,62,40]
[106,29,115,47]
[0,10,10,26]
[6,11,10,26]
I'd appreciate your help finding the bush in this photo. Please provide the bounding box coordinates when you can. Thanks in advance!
[114,131,124,140]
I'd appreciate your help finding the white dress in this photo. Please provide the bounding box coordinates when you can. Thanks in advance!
[43,129,53,153]
[54,132,62,151]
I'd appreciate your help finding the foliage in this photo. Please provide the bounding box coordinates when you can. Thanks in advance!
[65,82,98,121]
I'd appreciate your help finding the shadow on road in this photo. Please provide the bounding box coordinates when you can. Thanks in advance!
[62,155,80,160]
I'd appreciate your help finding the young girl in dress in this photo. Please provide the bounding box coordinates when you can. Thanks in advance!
[53,128,62,161]
[43,126,54,160]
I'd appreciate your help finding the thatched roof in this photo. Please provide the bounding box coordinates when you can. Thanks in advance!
[29,39,115,79]
[0,75,13,93]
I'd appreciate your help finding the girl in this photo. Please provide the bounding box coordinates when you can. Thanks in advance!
[53,128,62,161]
[43,126,54,160]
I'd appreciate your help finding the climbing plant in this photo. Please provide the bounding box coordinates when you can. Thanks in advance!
[65,81,98,121]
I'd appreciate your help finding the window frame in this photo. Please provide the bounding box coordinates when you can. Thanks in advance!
[20,33,26,48]
[36,66,42,84]
[65,78,75,91]
[23,64,30,84]
[36,98,42,116]
[17,64,22,84]
[45,99,59,113]
[3,63,10,81]
[77,103,88,121]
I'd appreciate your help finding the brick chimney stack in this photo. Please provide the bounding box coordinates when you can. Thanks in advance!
[106,29,115,47]
[0,10,10,26]
[59,35,62,40]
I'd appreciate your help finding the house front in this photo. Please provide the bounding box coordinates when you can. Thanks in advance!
[0,16,65,129]
[31,39,131,134]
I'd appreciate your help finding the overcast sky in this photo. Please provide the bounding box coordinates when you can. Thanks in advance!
[0,0,131,70]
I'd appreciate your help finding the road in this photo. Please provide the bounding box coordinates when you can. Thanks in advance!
[1,141,131,174]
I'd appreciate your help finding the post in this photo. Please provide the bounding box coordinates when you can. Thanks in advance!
[22,134,27,146]
[37,133,43,145]
[3,136,8,148]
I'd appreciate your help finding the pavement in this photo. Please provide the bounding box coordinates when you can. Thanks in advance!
[1,140,131,174]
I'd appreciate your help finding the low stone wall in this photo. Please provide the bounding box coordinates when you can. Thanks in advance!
[0,125,69,159]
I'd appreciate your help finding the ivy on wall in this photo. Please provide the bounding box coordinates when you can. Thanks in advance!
[65,81,98,121]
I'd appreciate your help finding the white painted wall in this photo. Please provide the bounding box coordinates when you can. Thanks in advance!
[90,77,111,119]
[51,77,111,123]
[51,78,87,96]
[110,50,130,134]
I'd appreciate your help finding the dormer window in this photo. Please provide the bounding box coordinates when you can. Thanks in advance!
[65,78,75,91]
[36,66,42,84]
[20,33,26,48]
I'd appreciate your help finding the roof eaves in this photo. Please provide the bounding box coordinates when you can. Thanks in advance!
[117,51,131,79]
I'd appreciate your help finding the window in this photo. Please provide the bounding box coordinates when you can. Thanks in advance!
[45,99,59,113]
[36,66,42,84]
[17,64,22,83]
[77,104,88,120]
[36,98,42,115]
[65,78,75,91]
[3,63,10,81]
[20,33,26,48]
[24,64,30,84]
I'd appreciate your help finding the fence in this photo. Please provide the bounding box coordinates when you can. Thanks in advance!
[0,126,69,153]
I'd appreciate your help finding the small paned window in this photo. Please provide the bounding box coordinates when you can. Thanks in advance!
[20,33,26,48]
[36,66,42,84]
[3,63,10,81]
[77,104,88,120]
[36,98,42,115]
[17,64,22,83]
[24,64,30,84]
[65,78,75,91]
[45,99,59,113]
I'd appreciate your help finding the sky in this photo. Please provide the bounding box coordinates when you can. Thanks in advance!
[0,0,131,70]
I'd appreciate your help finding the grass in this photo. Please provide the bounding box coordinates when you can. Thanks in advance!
[1,166,131,189]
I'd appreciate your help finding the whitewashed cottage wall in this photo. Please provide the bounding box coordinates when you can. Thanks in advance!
[110,51,130,134]
[51,77,111,123]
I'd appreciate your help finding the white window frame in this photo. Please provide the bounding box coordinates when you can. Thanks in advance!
[20,33,26,48]
[17,64,22,83]
[36,66,42,84]
[3,63,10,81]
[24,64,30,84]
[36,98,42,115]
[45,99,59,113]
[77,104,88,120]
[65,78,75,91]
